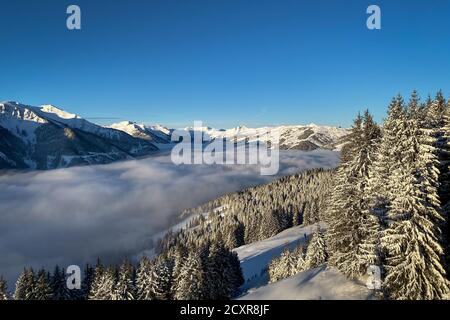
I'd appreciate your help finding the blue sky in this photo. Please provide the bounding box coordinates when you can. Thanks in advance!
[1,0,449,128]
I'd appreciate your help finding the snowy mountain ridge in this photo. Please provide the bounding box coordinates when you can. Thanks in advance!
[0,101,348,170]
[107,120,172,144]
[0,101,158,170]
[110,121,349,151]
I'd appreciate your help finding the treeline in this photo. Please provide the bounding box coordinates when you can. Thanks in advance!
[326,91,450,299]
[157,169,334,254]
[1,240,243,300]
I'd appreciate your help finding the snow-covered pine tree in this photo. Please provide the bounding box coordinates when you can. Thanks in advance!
[204,240,243,299]
[381,93,449,299]
[304,228,327,270]
[204,241,228,299]
[51,265,70,300]
[293,245,306,274]
[426,91,447,133]
[224,216,245,249]
[268,244,307,283]
[80,264,95,299]
[14,268,35,300]
[326,114,363,276]
[357,110,382,270]
[87,259,104,300]
[426,93,450,269]
[268,248,294,283]
[224,249,244,297]
[89,260,116,300]
[327,110,381,278]
[149,258,173,300]
[0,276,8,300]
[170,245,187,296]
[268,250,287,283]
[367,96,406,224]
[112,260,136,300]
[173,249,205,300]
[443,100,450,274]
[89,266,116,300]
[135,256,154,300]
[34,269,53,300]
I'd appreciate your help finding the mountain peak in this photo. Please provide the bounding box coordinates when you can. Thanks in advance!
[39,104,79,120]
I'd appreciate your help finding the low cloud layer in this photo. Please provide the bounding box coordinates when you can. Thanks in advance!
[0,150,339,286]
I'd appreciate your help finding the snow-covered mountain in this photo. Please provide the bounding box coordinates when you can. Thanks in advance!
[184,124,348,151]
[107,121,172,144]
[1,101,348,170]
[111,122,349,151]
[0,101,158,170]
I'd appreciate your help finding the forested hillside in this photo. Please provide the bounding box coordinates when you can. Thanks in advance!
[156,169,334,253]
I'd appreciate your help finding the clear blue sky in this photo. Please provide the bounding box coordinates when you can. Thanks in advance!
[1,0,449,128]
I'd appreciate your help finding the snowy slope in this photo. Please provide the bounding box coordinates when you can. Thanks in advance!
[239,265,375,300]
[234,223,375,300]
[0,101,158,169]
[234,224,321,290]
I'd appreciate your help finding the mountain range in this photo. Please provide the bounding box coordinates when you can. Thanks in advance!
[0,101,348,170]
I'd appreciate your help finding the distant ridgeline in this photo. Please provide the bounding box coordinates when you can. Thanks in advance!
[156,169,334,254]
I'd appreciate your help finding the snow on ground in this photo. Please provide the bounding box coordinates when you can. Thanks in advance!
[234,224,324,290]
[235,223,376,300]
[239,265,375,300]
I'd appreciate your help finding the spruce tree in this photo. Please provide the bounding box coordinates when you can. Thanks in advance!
[368,96,406,223]
[304,228,327,270]
[89,266,116,300]
[34,269,53,300]
[205,240,243,299]
[51,265,70,300]
[170,245,187,296]
[80,264,95,300]
[150,258,173,300]
[381,93,449,299]
[89,259,117,300]
[174,250,206,300]
[0,276,8,300]
[113,260,136,300]
[293,245,306,273]
[268,248,295,283]
[14,268,35,300]
[327,111,381,278]
[443,100,450,274]
[135,256,154,300]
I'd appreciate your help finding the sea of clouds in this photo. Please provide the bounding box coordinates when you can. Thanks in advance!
[0,150,339,286]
